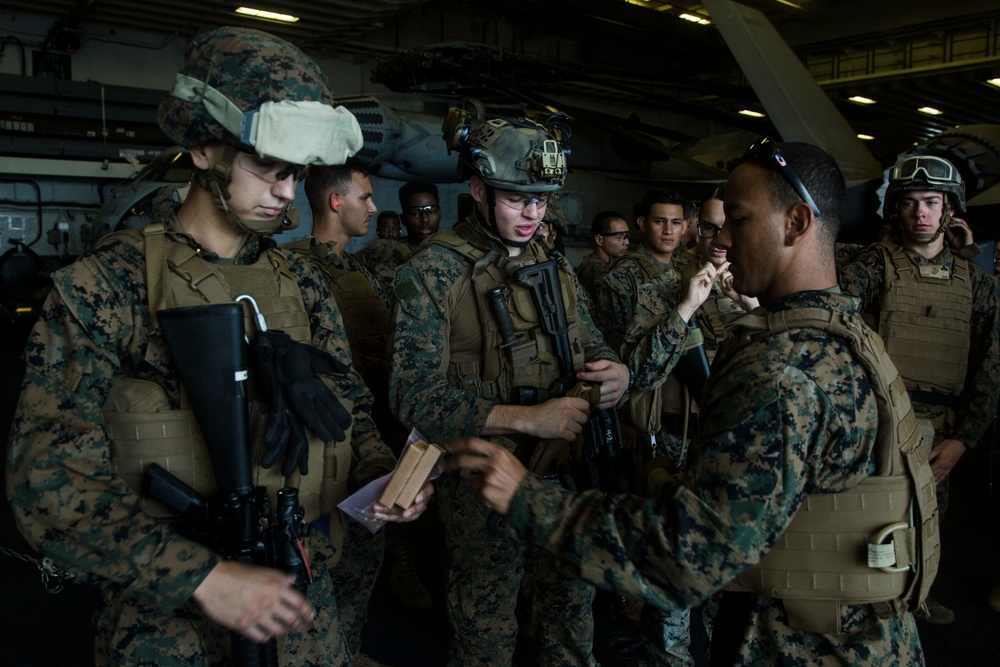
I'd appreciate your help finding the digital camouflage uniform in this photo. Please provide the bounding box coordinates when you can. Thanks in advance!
[838,241,1000,515]
[574,252,611,311]
[357,237,413,286]
[613,260,697,666]
[389,217,620,666]
[6,206,395,666]
[599,245,696,464]
[283,235,401,657]
[834,242,867,269]
[506,289,927,665]
[595,244,686,354]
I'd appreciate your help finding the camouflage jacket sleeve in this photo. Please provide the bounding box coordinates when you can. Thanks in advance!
[388,245,497,444]
[954,268,1000,446]
[291,256,395,482]
[6,242,218,614]
[596,258,644,354]
[575,275,596,318]
[619,269,693,390]
[836,245,885,311]
[574,254,606,310]
[505,292,877,610]
[834,242,867,268]
[571,265,620,365]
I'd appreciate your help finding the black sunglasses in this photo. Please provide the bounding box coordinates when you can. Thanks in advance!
[743,137,821,217]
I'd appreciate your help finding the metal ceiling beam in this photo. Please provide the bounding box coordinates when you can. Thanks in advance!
[702,0,882,182]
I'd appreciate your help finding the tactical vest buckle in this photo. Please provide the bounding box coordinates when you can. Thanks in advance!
[867,521,912,573]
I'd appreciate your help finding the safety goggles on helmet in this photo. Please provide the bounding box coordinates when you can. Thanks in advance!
[743,137,821,217]
[170,73,363,166]
[889,155,958,186]
[236,149,309,184]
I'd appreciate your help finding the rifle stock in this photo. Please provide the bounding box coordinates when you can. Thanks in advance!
[513,259,575,385]
[157,303,252,494]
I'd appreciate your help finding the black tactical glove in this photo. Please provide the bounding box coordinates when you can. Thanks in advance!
[253,330,353,476]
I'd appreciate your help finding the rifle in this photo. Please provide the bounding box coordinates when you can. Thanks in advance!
[507,259,628,492]
[144,302,311,667]
[512,259,576,398]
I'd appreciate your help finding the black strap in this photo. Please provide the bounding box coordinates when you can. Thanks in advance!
[907,390,954,408]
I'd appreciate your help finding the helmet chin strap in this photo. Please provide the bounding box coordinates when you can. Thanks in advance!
[484,185,532,249]
[194,144,293,236]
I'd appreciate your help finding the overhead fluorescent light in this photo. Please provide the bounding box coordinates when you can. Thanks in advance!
[235,6,300,23]
[987,78,1000,89]
[857,134,875,141]
[917,106,943,115]
[679,13,711,25]
[738,109,765,118]
[849,95,876,105]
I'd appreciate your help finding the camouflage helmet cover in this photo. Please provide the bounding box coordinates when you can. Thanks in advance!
[460,117,568,193]
[158,26,361,165]
[883,154,967,220]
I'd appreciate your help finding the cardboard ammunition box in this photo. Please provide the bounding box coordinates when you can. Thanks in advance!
[378,440,445,509]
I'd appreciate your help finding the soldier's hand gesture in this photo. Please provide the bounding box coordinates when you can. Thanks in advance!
[718,264,760,312]
[677,262,720,321]
[446,437,527,515]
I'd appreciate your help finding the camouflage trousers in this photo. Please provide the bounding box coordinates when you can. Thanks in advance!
[639,605,693,667]
[918,409,955,519]
[94,530,347,667]
[709,592,925,665]
[329,509,386,658]
[437,473,596,666]
[634,425,693,667]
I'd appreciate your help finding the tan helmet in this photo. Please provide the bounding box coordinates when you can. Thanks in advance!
[884,155,966,221]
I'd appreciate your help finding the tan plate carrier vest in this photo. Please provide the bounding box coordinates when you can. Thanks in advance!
[433,222,588,406]
[724,307,940,635]
[282,239,390,378]
[870,241,972,397]
[103,224,354,557]
[620,252,701,436]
